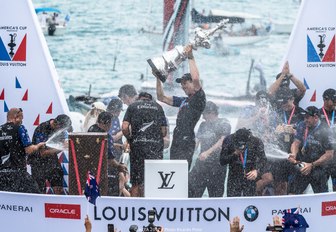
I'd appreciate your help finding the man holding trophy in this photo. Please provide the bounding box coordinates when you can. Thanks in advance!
[154,45,206,169]
[149,20,227,169]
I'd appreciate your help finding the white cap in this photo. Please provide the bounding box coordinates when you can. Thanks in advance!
[91,101,106,111]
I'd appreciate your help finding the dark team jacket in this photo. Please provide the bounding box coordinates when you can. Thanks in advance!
[295,120,333,163]
[123,99,167,146]
[172,88,206,140]
[0,122,30,170]
[220,134,267,178]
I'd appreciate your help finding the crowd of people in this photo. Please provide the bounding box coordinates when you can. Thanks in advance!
[1,45,335,198]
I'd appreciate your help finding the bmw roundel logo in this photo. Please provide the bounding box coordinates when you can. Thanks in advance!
[244,205,259,222]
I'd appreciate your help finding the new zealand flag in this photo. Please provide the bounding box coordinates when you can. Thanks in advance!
[282,207,309,232]
[84,171,100,205]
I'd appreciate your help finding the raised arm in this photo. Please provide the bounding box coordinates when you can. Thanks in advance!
[156,76,173,106]
[185,45,202,91]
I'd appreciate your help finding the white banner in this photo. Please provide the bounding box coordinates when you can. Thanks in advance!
[0,0,69,137]
[283,0,336,108]
[1,191,336,232]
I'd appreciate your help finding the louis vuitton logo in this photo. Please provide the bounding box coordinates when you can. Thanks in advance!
[158,171,175,189]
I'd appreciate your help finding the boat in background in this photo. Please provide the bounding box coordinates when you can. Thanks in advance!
[192,8,272,46]
[35,7,70,36]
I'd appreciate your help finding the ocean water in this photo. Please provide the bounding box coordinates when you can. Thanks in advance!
[32,0,301,100]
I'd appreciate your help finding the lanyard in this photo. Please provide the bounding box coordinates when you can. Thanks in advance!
[322,107,335,127]
[303,120,321,149]
[179,98,187,111]
[284,106,296,125]
[239,146,248,173]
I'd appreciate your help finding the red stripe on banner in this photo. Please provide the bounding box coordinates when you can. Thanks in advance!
[33,114,40,126]
[322,35,335,62]
[70,139,82,195]
[12,34,26,61]
[310,90,316,102]
[22,89,28,101]
[96,139,105,184]
[46,102,53,114]
[0,89,4,100]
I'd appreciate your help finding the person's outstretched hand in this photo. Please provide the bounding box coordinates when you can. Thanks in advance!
[84,215,92,232]
[230,216,244,232]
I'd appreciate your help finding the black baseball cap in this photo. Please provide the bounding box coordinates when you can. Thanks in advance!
[176,73,192,83]
[275,88,294,103]
[138,92,153,100]
[97,112,112,124]
[233,128,251,150]
[107,97,123,112]
[322,88,336,101]
[303,106,320,117]
[54,114,72,129]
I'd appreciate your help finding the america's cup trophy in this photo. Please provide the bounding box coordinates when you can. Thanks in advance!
[147,19,229,83]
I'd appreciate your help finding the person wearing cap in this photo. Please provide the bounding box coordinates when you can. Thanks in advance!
[118,84,138,106]
[29,114,72,194]
[288,106,334,194]
[155,44,206,169]
[188,101,231,198]
[319,88,336,191]
[271,88,305,195]
[220,128,267,197]
[83,101,106,132]
[88,111,129,196]
[122,92,168,197]
[0,108,45,193]
[268,61,306,106]
[237,91,276,196]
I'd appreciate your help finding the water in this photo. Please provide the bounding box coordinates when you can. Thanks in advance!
[45,128,69,151]
[32,0,300,100]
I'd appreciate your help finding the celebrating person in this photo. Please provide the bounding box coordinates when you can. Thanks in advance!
[0,108,45,193]
[155,44,206,169]
[220,128,267,197]
[122,92,167,197]
[29,114,72,194]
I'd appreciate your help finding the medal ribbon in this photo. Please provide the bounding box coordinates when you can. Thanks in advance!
[322,107,335,127]
[284,106,296,125]
[239,146,248,174]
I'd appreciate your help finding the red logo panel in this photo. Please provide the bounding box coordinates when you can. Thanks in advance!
[45,203,81,219]
[322,201,336,216]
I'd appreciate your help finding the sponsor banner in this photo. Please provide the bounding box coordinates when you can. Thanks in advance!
[283,0,336,108]
[45,203,81,219]
[1,191,336,232]
[0,0,69,137]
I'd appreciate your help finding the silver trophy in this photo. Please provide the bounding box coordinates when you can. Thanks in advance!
[147,19,229,83]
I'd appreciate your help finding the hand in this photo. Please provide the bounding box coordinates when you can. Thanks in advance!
[246,169,258,180]
[84,215,92,232]
[230,216,244,232]
[300,162,312,175]
[281,61,290,75]
[199,151,210,161]
[288,154,297,164]
[37,142,46,150]
[184,44,194,59]
[118,163,128,173]
[233,149,242,156]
